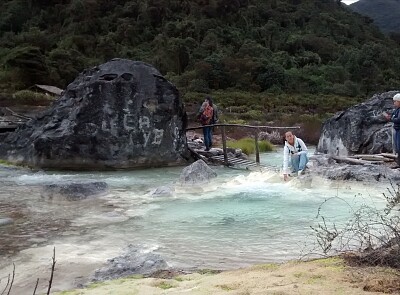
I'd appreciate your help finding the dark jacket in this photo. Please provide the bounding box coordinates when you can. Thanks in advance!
[391,107,400,130]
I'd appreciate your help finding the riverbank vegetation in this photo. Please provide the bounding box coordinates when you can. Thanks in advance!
[312,181,400,271]
[227,137,274,155]
[54,257,400,294]
[1,0,400,134]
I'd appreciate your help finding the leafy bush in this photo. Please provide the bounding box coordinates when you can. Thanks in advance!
[227,137,274,155]
[222,118,246,125]
[241,110,265,121]
[188,78,210,93]
[13,90,53,103]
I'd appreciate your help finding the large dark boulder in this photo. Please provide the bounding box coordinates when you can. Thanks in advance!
[317,91,399,156]
[0,59,190,169]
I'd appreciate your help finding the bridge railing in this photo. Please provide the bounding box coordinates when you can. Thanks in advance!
[186,123,299,167]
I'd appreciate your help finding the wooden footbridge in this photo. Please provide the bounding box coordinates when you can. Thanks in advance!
[0,108,31,133]
[186,123,299,169]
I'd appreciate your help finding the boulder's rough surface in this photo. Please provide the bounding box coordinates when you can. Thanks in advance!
[309,154,400,182]
[317,91,399,156]
[0,59,190,169]
[0,217,13,227]
[93,244,168,281]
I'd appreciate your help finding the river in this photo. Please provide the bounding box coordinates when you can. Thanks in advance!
[0,148,389,294]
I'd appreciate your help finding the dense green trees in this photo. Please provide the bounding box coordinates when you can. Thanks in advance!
[0,0,400,111]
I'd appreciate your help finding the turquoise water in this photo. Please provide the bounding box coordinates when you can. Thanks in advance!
[0,148,390,292]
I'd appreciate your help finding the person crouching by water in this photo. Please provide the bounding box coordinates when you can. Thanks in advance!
[384,93,400,166]
[197,96,218,151]
[283,131,308,181]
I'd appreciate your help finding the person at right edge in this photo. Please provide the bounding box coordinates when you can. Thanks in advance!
[384,93,400,166]
[282,131,308,181]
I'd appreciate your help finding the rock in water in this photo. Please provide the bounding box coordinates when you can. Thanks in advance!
[179,159,217,185]
[0,59,190,169]
[43,182,109,200]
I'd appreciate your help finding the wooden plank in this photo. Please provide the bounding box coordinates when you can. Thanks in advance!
[221,125,228,166]
[255,129,260,165]
[380,153,397,160]
[186,124,300,131]
[210,155,264,168]
[350,154,389,161]
[332,156,370,165]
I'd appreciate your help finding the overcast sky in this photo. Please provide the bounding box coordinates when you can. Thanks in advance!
[342,0,359,4]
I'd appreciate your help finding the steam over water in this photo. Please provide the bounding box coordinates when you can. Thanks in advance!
[0,149,389,293]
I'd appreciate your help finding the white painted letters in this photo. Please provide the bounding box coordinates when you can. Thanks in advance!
[138,116,164,147]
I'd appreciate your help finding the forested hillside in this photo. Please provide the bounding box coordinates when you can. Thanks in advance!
[349,0,400,34]
[1,0,400,127]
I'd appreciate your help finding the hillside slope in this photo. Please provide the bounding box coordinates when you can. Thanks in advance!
[0,0,400,106]
[349,0,400,34]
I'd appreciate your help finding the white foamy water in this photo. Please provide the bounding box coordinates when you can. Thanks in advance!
[0,149,390,293]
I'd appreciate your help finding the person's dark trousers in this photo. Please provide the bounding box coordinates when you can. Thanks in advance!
[395,129,400,165]
[203,126,213,151]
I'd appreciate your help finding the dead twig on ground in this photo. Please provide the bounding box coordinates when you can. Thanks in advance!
[32,278,39,295]
[0,274,10,295]
[46,247,56,295]
[0,248,56,295]
[6,263,15,295]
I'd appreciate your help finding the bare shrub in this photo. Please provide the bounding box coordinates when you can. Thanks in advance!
[310,182,400,269]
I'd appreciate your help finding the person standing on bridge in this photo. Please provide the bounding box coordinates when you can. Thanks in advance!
[197,96,218,151]
[282,131,308,181]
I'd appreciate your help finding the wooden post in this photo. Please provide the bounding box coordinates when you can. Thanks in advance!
[221,125,228,166]
[255,129,260,165]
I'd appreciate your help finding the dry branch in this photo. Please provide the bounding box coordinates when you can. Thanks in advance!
[32,278,39,295]
[380,153,397,160]
[351,154,392,162]
[331,156,371,165]
[47,247,56,295]
[0,249,56,295]
[311,181,400,269]
[1,274,10,295]
[6,264,15,295]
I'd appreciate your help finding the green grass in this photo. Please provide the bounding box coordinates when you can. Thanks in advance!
[252,263,279,271]
[13,90,54,104]
[216,284,237,291]
[154,281,176,289]
[197,269,221,275]
[227,137,274,155]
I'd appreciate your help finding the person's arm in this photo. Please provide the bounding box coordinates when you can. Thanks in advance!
[283,146,289,181]
[391,109,400,124]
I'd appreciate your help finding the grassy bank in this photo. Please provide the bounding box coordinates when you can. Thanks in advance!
[55,257,400,294]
